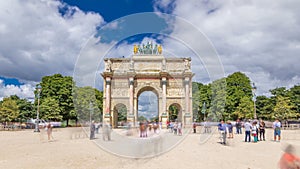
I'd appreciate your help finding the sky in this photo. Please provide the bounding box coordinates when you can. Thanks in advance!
[0,0,300,103]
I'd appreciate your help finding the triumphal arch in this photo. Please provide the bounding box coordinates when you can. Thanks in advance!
[101,43,194,128]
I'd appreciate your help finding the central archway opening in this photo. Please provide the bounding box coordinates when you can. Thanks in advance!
[137,88,159,123]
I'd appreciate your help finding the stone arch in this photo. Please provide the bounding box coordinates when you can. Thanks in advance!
[134,85,161,98]
[102,54,194,128]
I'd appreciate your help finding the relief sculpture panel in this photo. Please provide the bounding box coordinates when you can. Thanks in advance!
[167,88,184,97]
[111,88,129,97]
[135,62,161,70]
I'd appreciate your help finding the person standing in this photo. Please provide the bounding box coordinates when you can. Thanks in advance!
[273,119,281,141]
[244,120,252,142]
[193,122,197,133]
[252,121,258,143]
[227,121,233,138]
[218,120,227,144]
[259,120,266,141]
[236,119,242,134]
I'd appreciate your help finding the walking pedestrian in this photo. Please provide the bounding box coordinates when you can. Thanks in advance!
[90,121,95,140]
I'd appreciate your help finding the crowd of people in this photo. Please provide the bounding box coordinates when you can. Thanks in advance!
[217,118,282,145]
[167,121,183,136]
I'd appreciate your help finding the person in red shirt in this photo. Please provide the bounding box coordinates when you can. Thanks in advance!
[279,144,300,169]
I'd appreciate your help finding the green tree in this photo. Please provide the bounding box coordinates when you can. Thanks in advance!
[39,97,63,121]
[169,105,179,121]
[233,96,254,120]
[9,95,34,121]
[256,95,274,120]
[0,97,19,122]
[138,115,147,122]
[192,82,212,122]
[209,78,226,121]
[225,72,252,119]
[288,85,300,116]
[273,96,297,120]
[73,86,103,123]
[39,74,75,125]
[270,87,288,97]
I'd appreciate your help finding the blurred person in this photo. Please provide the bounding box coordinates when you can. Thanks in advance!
[102,123,112,141]
[90,121,95,140]
[227,121,233,138]
[45,123,53,141]
[279,144,300,169]
[177,122,182,136]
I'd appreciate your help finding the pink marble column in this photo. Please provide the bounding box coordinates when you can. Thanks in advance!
[162,77,167,114]
[129,77,134,115]
[185,77,190,114]
[105,77,111,115]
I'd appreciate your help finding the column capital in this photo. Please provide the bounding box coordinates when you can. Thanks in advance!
[129,77,134,85]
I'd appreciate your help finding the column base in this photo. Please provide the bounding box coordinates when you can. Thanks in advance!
[184,113,192,128]
[161,113,168,129]
[127,114,135,127]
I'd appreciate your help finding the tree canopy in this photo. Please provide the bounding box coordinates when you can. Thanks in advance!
[192,72,300,121]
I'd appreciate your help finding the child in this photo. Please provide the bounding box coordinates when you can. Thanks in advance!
[252,121,258,143]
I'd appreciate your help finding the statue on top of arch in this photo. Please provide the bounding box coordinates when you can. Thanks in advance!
[133,42,162,55]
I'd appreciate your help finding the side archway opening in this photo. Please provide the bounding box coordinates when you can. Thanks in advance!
[113,103,127,128]
[168,103,182,122]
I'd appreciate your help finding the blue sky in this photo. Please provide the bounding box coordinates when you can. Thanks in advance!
[62,0,155,22]
[0,0,300,102]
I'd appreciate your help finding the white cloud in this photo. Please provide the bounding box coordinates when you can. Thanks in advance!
[155,0,300,95]
[0,79,35,101]
[0,0,104,82]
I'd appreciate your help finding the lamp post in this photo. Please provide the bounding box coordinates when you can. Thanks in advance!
[251,83,257,120]
[201,102,206,121]
[34,84,42,132]
[194,106,199,122]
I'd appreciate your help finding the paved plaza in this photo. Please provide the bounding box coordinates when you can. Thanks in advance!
[1,127,300,169]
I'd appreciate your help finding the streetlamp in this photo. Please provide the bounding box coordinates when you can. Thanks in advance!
[34,84,42,132]
[251,83,257,120]
[201,102,206,121]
